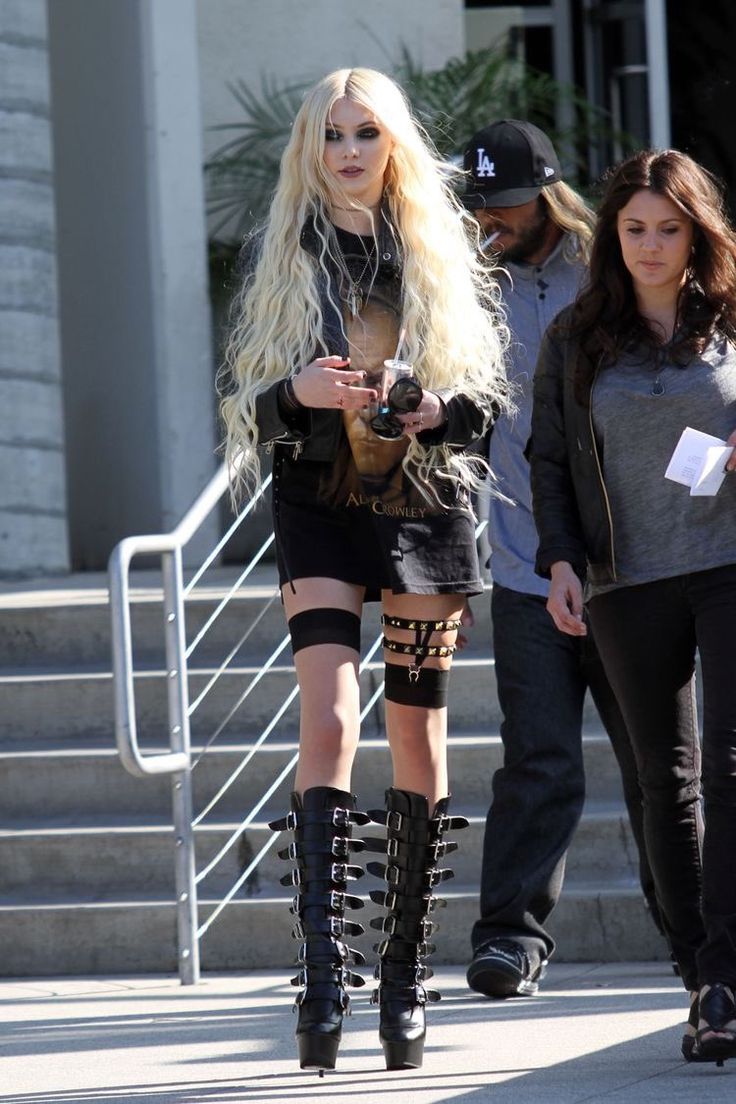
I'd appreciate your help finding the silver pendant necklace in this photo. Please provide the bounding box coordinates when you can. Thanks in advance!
[334,231,377,318]
[651,375,665,396]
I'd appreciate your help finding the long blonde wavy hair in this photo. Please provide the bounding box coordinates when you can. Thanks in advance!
[541,179,596,264]
[221,67,509,501]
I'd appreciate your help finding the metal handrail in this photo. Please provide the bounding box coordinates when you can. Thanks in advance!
[109,454,271,984]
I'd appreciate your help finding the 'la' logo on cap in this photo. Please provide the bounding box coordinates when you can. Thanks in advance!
[475,148,496,178]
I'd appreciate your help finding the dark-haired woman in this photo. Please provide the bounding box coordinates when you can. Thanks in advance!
[531,148,736,1064]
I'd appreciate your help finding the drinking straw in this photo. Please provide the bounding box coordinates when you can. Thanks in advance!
[392,326,407,363]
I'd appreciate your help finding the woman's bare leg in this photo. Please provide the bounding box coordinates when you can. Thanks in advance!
[282,577,365,795]
[380,591,464,806]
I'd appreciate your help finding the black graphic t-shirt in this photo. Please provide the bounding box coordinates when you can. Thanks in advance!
[275,227,482,598]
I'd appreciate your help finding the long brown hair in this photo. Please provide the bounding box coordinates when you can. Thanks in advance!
[569,148,736,398]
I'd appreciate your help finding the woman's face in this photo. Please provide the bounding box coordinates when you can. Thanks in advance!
[322,96,393,208]
[616,189,694,299]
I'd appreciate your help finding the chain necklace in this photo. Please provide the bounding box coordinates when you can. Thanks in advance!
[333,229,377,317]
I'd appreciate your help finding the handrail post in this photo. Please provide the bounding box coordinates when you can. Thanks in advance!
[162,547,200,984]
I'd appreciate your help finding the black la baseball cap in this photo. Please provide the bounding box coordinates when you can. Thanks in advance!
[461,119,561,209]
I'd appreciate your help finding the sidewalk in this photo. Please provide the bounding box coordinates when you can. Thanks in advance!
[1,962,734,1103]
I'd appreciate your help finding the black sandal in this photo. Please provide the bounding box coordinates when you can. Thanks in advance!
[692,983,736,1066]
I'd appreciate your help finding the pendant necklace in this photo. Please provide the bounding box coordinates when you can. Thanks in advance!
[334,231,377,318]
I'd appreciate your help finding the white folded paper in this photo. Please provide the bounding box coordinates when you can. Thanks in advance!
[664,426,733,497]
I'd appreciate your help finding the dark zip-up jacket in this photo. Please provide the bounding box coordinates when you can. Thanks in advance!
[249,212,495,458]
[530,307,617,585]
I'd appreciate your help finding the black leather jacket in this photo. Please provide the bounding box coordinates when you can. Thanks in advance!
[530,308,617,585]
[250,213,494,459]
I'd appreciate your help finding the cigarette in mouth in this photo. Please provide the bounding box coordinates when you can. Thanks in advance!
[480,230,501,251]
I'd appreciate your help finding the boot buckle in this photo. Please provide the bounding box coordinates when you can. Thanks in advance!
[386,837,399,858]
[386,864,400,886]
[386,810,403,831]
[331,862,348,882]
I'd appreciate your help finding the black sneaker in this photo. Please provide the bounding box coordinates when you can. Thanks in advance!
[466,939,547,998]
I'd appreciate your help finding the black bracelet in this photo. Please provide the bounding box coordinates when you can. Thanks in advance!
[279,376,304,414]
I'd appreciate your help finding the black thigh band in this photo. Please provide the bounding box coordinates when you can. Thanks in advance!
[384,662,450,709]
[288,608,361,655]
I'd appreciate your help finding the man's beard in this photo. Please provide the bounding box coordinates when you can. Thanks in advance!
[498,204,549,264]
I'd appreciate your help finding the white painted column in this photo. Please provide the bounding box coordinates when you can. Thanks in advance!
[48,0,216,568]
[644,0,671,149]
[0,0,69,575]
[551,0,576,173]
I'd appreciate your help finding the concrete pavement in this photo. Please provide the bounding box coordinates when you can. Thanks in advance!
[1,962,734,1103]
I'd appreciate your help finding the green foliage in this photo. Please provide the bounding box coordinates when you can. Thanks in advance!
[204,43,624,250]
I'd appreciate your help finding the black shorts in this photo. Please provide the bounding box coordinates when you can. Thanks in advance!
[274,495,482,601]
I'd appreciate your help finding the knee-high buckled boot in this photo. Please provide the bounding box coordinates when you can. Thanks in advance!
[365,787,468,1070]
[268,786,370,1071]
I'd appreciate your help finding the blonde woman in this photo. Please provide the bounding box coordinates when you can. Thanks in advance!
[222,67,507,1073]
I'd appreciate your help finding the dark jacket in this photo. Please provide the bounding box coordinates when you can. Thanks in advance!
[530,308,617,585]
[248,213,494,459]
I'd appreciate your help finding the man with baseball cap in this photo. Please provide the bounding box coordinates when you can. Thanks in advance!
[461,120,660,999]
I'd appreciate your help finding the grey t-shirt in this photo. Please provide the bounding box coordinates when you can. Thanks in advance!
[588,335,736,596]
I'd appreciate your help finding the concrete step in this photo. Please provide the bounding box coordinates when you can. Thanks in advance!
[1,654,615,749]
[0,731,628,820]
[0,801,641,900]
[0,569,495,668]
[0,885,667,975]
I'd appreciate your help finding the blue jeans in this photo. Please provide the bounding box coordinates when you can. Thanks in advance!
[471,584,657,962]
[588,565,736,990]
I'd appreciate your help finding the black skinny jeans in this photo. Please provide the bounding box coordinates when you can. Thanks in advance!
[588,563,736,991]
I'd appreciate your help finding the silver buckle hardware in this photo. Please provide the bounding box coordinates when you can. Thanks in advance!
[332,807,350,828]
[330,917,346,936]
[287,841,299,860]
[331,862,348,882]
[385,891,398,910]
[386,864,400,886]
[330,890,344,911]
[387,811,403,832]
[408,664,420,682]
[419,918,434,940]
[285,810,299,830]
[383,915,397,935]
[332,837,350,858]
[387,837,399,858]
[292,920,305,939]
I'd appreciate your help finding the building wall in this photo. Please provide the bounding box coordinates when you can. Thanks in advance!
[197,0,465,162]
[0,0,69,575]
[47,0,217,569]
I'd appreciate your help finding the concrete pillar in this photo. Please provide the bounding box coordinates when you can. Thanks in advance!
[0,0,69,576]
[47,0,217,569]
